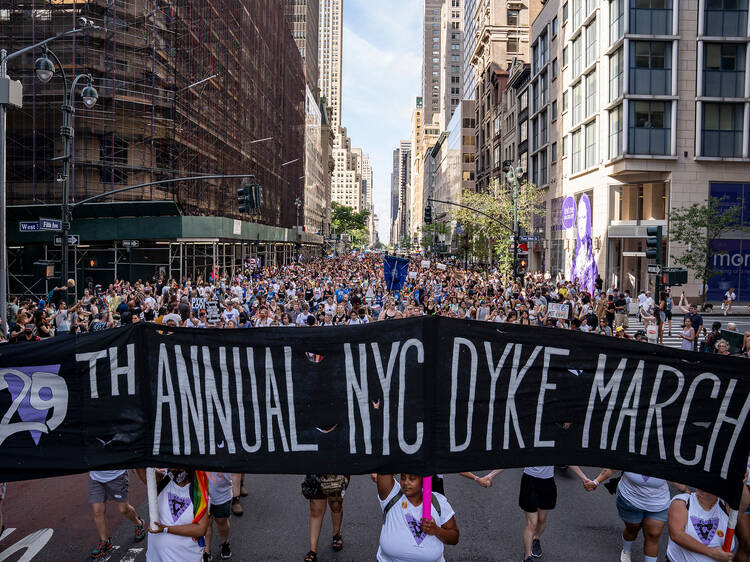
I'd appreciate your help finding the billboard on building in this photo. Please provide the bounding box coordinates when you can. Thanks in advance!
[708,183,750,301]
[570,193,598,294]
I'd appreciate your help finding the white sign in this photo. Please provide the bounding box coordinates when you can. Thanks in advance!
[420,260,431,269]
[408,271,417,279]
[548,303,570,319]
[190,297,206,310]
[233,219,242,235]
[205,300,220,324]
[436,263,447,271]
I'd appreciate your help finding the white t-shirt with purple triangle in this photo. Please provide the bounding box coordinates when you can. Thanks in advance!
[377,481,455,562]
[617,472,670,512]
[666,492,735,562]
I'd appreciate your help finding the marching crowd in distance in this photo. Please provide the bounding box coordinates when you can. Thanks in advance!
[1,253,750,562]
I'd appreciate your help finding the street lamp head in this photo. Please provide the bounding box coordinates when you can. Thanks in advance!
[81,82,98,108]
[34,55,55,83]
[515,164,523,177]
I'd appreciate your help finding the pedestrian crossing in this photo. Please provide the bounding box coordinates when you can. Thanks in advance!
[621,317,686,349]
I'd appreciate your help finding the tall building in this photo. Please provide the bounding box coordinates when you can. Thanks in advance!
[411,98,442,241]
[319,0,343,129]
[331,129,362,211]
[285,0,320,98]
[439,0,464,130]
[304,86,327,235]
[527,0,750,300]
[2,0,308,289]
[463,0,479,101]
[390,140,412,246]
[471,0,542,191]
[423,0,446,127]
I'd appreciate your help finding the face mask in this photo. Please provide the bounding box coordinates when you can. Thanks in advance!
[169,469,189,484]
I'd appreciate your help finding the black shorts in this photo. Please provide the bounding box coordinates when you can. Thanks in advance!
[519,473,557,513]
[209,500,231,519]
[665,310,672,320]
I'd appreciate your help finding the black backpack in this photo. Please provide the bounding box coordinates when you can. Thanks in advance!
[382,490,441,523]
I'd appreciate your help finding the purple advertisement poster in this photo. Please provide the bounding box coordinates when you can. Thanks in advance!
[570,193,598,294]
[562,196,576,230]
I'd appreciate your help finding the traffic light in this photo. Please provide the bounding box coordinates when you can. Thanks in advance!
[238,183,252,213]
[424,205,432,224]
[516,257,528,276]
[646,226,662,261]
[253,183,262,211]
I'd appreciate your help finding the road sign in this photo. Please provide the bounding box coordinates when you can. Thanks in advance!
[647,264,661,274]
[53,234,80,245]
[39,217,62,230]
[519,235,539,242]
[19,221,40,232]
[121,240,140,248]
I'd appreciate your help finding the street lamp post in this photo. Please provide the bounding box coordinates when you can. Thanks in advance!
[293,196,301,262]
[505,162,524,278]
[0,19,99,333]
[36,47,98,301]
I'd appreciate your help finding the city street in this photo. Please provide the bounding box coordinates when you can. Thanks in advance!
[1,468,668,561]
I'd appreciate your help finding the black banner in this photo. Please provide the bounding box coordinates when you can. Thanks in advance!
[1,317,749,504]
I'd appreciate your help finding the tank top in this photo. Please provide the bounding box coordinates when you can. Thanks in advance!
[666,493,734,562]
[146,479,203,562]
[681,328,694,350]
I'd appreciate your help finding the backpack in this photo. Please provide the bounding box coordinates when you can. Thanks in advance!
[382,490,441,524]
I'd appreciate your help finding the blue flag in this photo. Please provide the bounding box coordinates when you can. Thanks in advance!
[384,256,410,292]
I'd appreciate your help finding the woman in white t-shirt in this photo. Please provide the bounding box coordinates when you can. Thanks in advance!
[723,289,736,316]
[666,490,735,562]
[375,473,459,562]
[136,469,209,562]
[589,469,690,562]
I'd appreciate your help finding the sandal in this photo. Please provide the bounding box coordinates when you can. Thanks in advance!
[304,551,317,562]
[332,534,343,552]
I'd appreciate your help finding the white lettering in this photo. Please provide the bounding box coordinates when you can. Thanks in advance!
[285,347,317,452]
[674,373,720,466]
[484,342,514,451]
[704,379,750,478]
[449,338,478,452]
[174,345,205,456]
[108,344,135,396]
[234,347,262,453]
[398,338,424,455]
[153,344,179,455]
[344,343,372,454]
[264,347,290,453]
[371,342,400,455]
[582,354,625,449]
[503,344,543,449]
[76,350,107,399]
[640,364,685,458]
[535,347,567,448]
[610,360,644,453]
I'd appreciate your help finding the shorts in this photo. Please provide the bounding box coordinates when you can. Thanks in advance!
[519,473,557,513]
[209,500,231,519]
[665,310,672,320]
[615,490,668,523]
[0,482,5,501]
[88,473,129,504]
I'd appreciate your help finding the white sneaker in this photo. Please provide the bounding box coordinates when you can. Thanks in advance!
[620,550,631,562]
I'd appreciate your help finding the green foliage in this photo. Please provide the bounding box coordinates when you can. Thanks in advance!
[399,235,412,251]
[331,201,370,234]
[452,177,544,272]
[669,198,744,300]
[420,222,449,249]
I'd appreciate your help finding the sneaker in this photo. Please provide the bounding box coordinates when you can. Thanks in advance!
[620,550,632,562]
[239,483,248,497]
[134,517,147,542]
[91,538,114,559]
[231,497,243,516]
[220,541,232,559]
[203,553,213,562]
[531,538,542,557]
[522,557,534,562]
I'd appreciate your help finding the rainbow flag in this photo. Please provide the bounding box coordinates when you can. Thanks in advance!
[192,470,209,524]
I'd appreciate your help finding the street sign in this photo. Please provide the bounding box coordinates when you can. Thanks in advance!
[53,234,80,245]
[121,240,140,248]
[519,235,539,242]
[19,221,40,232]
[39,218,62,231]
[647,264,661,274]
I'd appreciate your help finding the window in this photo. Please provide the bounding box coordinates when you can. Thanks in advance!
[573,0,583,28]
[552,57,559,78]
[563,90,569,111]
[585,71,597,117]
[508,37,519,53]
[702,103,743,157]
[572,82,582,124]
[610,0,624,44]
[585,19,597,67]
[539,149,548,185]
[630,41,671,95]
[629,100,670,154]
[540,71,548,106]
[552,142,558,162]
[572,129,582,172]
[562,135,569,156]
[521,120,528,142]
[552,16,559,36]
[572,36,582,77]
[531,117,539,150]
[703,43,746,98]
[631,0,672,34]
[585,121,597,167]
[609,47,623,101]
[520,90,529,110]
[552,99,558,120]
[704,0,749,36]
[563,45,569,67]
[609,104,623,158]
[563,1,569,23]
[508,9,519,26]
[540,110,548,146]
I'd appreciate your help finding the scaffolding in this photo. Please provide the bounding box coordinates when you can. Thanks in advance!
[2,0,305,228]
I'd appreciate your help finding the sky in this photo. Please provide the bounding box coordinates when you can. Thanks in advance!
[340,0,423,244]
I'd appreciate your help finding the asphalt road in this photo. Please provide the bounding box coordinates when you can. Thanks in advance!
[1,468,670,562]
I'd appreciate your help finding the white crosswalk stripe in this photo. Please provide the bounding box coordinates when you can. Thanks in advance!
[622,317,686,349]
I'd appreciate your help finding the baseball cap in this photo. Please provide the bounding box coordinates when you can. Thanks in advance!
[615,326,625,333]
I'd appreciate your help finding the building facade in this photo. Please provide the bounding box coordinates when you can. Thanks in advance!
[331,128,362,211]
[319,0,343,129]
[2,0,309,292]
[286,0,320,98]
[424,0,447,127]
[304,86,327,235]
[527,0,750,299]
[440,0,465,129]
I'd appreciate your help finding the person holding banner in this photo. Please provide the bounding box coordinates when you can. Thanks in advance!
[375,473,458,562]
[666,489,736,561]
[136,468,209,562]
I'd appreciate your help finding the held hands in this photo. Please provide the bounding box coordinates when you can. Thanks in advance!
[476,476,493,488]
[420,517,439,536]
[583,479,598,492]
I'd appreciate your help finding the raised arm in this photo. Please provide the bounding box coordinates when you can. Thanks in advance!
[376,473,396,500]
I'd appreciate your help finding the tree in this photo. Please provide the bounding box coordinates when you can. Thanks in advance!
[420,221,449,251]
[452,177,544,272]
[331,201,370,234]
[669,197,744,303]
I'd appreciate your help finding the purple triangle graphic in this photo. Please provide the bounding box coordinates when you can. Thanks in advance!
[642,475,650,482]
[404,513,427,546]
[690,516,719,545]
[5,370,54,445]
[168,492,190,523]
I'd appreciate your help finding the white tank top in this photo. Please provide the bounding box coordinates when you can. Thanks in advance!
[666,493,734,562]
[617,472,671,512]
[146,479,203,562]
[523,466,554,479]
